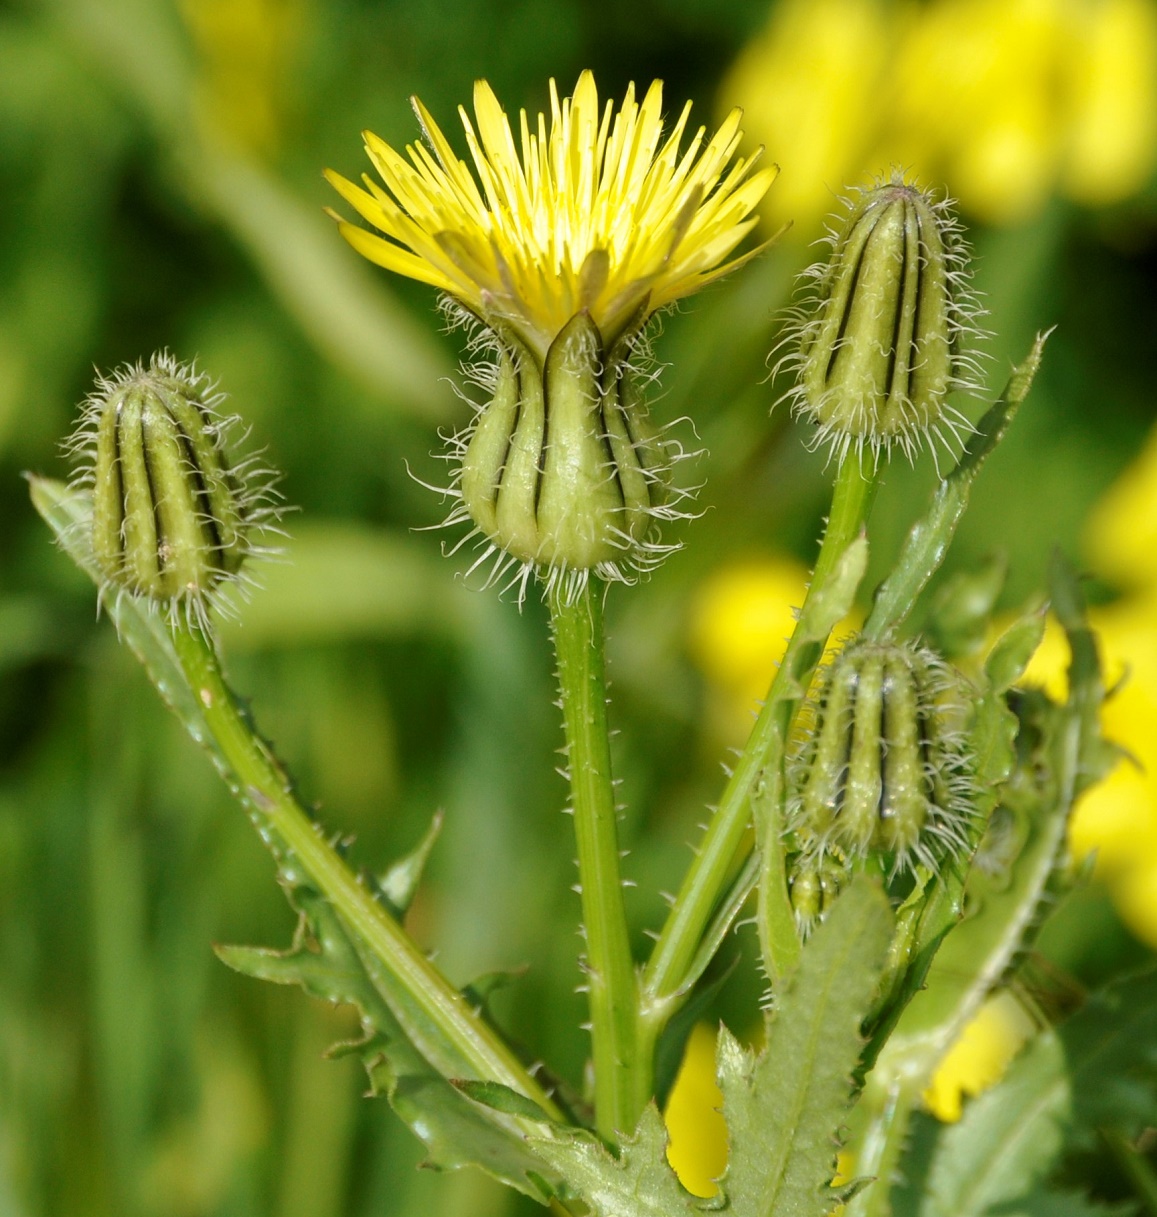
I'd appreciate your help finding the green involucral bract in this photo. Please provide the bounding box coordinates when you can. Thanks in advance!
[456,311,671,592]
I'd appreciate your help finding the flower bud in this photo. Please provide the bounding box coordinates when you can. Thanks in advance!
[789,638,974,873]
[782,176,983,466]
[457,311,672,592]
[788,853,847,933]
[68,354,278,624]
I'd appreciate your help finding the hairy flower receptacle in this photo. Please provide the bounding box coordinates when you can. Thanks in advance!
[782,175,984,466]
[459,311,668,579]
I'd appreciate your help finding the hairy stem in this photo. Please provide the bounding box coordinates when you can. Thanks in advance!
[549,579,644,1139]
[169,621,561,1119]
[643,452,879,1018]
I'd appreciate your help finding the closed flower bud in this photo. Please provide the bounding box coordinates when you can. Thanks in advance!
[788,853,848,935]
[453,311,677,599]
[780,175,985,467]
[789,637,974,874]
[67,354,280,626]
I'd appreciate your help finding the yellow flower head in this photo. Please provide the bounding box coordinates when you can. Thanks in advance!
[326,71,776,358]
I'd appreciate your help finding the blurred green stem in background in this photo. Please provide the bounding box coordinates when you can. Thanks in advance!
[549,580,644,1140]
[642,451,879,1016]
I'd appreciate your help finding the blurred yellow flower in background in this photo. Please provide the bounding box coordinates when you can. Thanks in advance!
[722,0,892,231]
[688,556,860,746]
[723,0,1157,231]
[664,1023,728,1197]
[921,990,1037,1121]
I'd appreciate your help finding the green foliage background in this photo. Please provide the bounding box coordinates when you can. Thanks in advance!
[1,1,1155,1215]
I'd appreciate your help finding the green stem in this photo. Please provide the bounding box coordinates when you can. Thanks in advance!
[642,452,879,1016]
[755,762,801,984]
[549,580,643,1139]
[169,622,561,1120]
[844,1079,915,1217]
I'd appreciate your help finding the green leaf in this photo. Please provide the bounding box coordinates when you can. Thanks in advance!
[985,607,1047,696]
[1063,968,1157,1148]
[376,811,443,917]
[215,887,386,1011]
[528,1105,700,1217]
[217,888,560,1203]
[925,553,1009,661]
[863,333,1050,642]
[722,879,894,1217]
[453,1080,557,1123]
[918,1029,1069,1217]
[375,1064,558,1202]
[913,970,1157,1217]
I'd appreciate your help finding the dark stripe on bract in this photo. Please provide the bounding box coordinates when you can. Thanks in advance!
[494,392,519,513]
[173,417,222,558]
[109,400,126,549]
[883,203,910,406]
[826,220,873,386]
[135,408,167,571]
[831,672,854,818]
[909,203,927,391]
[915,681,935,786]
[532,358,547,518]
[599,382,629,511]
[877,668,891,824]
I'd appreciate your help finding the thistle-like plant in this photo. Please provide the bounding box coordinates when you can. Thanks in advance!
[29,70,1152,1217]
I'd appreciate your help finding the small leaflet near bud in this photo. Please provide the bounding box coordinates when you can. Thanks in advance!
[778,174,986,468]
[452,309,680,602]
[788,637,976,879]
[65,353,282,629]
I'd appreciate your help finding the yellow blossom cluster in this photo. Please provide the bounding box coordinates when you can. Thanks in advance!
[722,0,1157,229]
[326,72,775,359]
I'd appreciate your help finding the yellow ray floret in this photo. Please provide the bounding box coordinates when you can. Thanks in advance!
[326,71,777,357]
